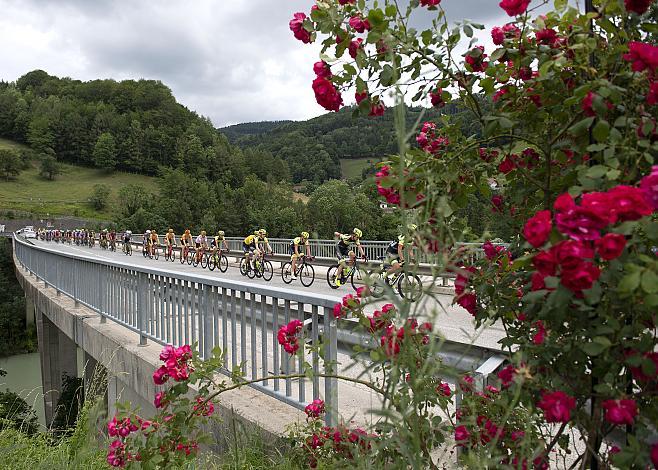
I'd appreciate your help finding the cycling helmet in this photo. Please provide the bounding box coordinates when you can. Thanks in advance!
[126,230,132,235]
[301,231,309,239]
[218,230,225,236]
[260,229,267,236]
[146,230,151,234]
[201,230,206,236]
[168,228,173,233]
[353,228,363,238]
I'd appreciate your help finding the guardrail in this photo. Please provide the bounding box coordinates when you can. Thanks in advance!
[14,233,341,425]
[14,234,507,425]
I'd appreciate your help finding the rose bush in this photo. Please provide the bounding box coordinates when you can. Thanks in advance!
[108,1,657,468]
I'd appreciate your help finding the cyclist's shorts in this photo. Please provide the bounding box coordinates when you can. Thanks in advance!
[336,243,350,260]
[243,243,256,254]
[195,242,202,249]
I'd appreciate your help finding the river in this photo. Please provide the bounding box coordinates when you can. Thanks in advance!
[0,352,46,428]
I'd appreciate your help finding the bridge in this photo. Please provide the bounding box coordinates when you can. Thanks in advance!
[11,233,506,437]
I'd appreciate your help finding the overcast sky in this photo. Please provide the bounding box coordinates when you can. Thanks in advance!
[0,1,570,127]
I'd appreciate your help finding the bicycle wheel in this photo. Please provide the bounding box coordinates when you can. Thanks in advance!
[300,263,315,287]
[200,253,208,269]
[208,254,217,271]
[187,250,194,265]
[326,265,340,289]
[180,248,186,264]
[142,247,148,258]
[239,257,249,276]
[262,260,273,281]
[350,266,368,291]
[219,255,228,273]
[170,248,175,262]
[254,260,263,278]
[247,261,256,279]
[192,253,199,267]
[281,262,293,284]
[398,273,423,302]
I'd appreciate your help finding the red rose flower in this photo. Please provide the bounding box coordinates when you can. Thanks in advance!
[312,77,343,112]
[430,88,446,107]
[623,42,658,75]
[531,271,547,291]
[289,13,312,44]
[348,15,371,33]
[601,399,638,426]
[560,262,600,293]
[537,390,576,423]
[420,0,441,6]
[465,46,488,72]
[533,250,557,276]
[640,165,658,210]
[454,425,470,444]
[369,101,386,117]
[497,364,517,388]
[498,154,516,173]
[457,292,477,315]
[535,28,558,46]
[555,206,608,242]
[523,210,552,248]
[651,444,658,468]
[492,26,505,45]
[648,81,658,105]
[499,0,531,16]
[607,185,653,221]
[532,320,546,345]
[313,61,331,79]
[348,38,363,59]
[355,91,368,105]
[552,240,594,270]
[594,233,626,260]
[624,0,653,14]
[629,351,658,382]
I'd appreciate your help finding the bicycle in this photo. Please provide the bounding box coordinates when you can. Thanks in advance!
[192,246,208,268]
[109,239,116,252]
[150,244,160,260]
[100,238,108,250]
[239,254,257,279]
[282,255,315,287]
[164,244,176,262]
[123,242,133,256]
[180,244,191,264]
[327,258,367,290]
[88,236,95,248]
[208,249,229,273]
[253,254,273,281]
[370,260,423,302]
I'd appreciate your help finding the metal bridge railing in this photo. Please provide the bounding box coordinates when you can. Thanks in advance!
[13,234,341,425]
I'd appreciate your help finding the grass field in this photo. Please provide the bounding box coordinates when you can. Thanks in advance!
[0,137,29,152]
[0,139,158,219]
[340,157,376,180]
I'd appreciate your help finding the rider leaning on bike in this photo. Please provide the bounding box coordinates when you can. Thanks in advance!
[334,228,366,286]
[243,231,260,268]
[289,231,312,279]
[384,224,417,280]
[165,228,176,254]
[149,229,159,256]
[195,231,208,263]
[211,230,229,255]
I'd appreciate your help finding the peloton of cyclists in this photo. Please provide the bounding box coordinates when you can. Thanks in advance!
[334,228,366,286]
[289,231,312,279]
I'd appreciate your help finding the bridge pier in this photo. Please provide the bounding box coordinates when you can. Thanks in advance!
[36,311,78,426]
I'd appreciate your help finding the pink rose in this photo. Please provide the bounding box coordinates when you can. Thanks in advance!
[640,167,658,210]
[560,262,600,293]
[607,185,653,221]
[523,210,552,248]
[594,233,626,260]
[533,250,557,276]
[313,61,331,79]
[554,193,576,213]
[491,26,505,45]
[312,77,343,112]
[454,425,470,444]
[624,0,653,15]
[348,15,370,33]
[601,399,638,426]
[537,390,576,423]
[499,0,531,16]
[348,38,363,59]
[623,41,658,75]
[552,240,594,270]
[289,13,312,44]
[153,366,168,385]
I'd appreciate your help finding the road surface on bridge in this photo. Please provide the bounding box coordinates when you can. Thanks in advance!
[29,239,505,351]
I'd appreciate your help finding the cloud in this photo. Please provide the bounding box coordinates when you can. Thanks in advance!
[0,0,571,127]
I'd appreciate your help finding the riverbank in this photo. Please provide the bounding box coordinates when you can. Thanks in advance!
[0,352,45,427]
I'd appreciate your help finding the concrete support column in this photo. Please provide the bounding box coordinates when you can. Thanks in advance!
[36,311,78,426]
[25,293,35,326]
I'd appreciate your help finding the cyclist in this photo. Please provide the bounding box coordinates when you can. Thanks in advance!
[180,229,193,260]
[334,228,366,286]
[123,230,132,253]
[149,230,159,257]
[99,229,108,248]
[257,229,273,256]
[89,229,95,247]
[385,224,417,279]
[211,230,229,256]
[195,230,208,264]
[143,230,151,254]
[165,229,176,258]
[243,231,260,269]
[109,229,117,250]
[289,231,312,279]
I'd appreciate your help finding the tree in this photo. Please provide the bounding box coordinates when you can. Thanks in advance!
[26,115,54,155]
[117,184,149,219]
[92,132,117,171]
[0,149,21,180]
[89,184,111,211]
[39,151,60,180]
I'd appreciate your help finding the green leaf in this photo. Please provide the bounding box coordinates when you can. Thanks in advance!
[421,30,433,46]
[586,165,608,179]
[618,270,641,294]
[640,269,658,294]
[463,24,473,38]
[380,64,395,86]
[569,117,595,136]
[641,22,658,33]
[489,48,505,62]
[646,294,658,307]
[582,341,607,356]
[592,120,610,142]
[343,63,357,75]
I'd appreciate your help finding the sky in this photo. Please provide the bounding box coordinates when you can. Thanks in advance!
[0,1,565,127]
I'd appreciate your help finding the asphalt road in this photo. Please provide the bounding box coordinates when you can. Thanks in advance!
[31,238,506,350]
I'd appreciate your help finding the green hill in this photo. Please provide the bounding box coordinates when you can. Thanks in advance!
[0,140,157,219]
